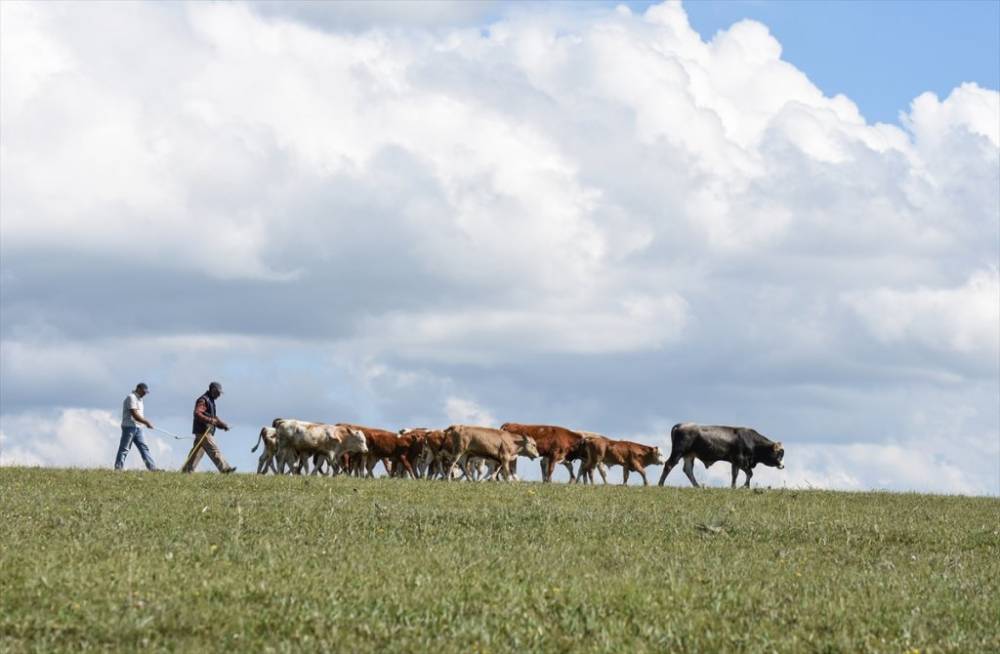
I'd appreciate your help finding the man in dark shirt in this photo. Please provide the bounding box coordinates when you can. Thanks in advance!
[181,381,236,473]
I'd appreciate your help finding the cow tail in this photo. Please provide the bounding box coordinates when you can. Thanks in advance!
[252,428,265,452]
[669,424,684,458]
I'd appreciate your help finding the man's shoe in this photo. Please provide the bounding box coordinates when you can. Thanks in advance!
[221,466,237,474]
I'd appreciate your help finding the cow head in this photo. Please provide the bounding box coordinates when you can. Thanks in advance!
[342,428,369,454]
[762,441,784,469]
[518,436,540,459]
[641,446,666,466]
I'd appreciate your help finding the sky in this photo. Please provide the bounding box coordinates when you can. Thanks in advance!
[1,0,998,494]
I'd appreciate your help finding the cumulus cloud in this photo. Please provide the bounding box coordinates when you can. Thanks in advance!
[445,397,497,426]
[844,269,1000,359]
[0,409,175,469]
[1,1,997,492]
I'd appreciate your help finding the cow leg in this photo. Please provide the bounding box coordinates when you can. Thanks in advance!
[416,451,430,478]
[658,452,682,486]
[622,468,630,486]
[682,456,699,487]
[636,464,648,486]
[598,463,608,484]
[539,457,549,482]
[445,451,462,481]
[563,459,576,483]
[401,456,416,479]
[461,457,477,481]
[545,456,559,483]
[743,467,753,488]
[257,453,268,474]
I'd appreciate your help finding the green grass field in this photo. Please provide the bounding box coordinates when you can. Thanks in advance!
[1,468,997,653]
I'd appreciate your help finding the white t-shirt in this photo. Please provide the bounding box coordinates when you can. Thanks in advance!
[121,392,144,428]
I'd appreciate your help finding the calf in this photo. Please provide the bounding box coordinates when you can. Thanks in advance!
[389,429,426,479]
[499,422,585,483]
[272,419,368,475]
[582,437,664,486]
[339,424,398,478]
[413,428,452,479]
[445,425,539,481]
[251,426,279,474]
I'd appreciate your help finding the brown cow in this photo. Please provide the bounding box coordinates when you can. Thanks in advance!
[389,429,426,479]
[338,424,399,478]
[410,428,452,479]
[445,425,539,481]
[581,436,665,486]
[499,423,586,483]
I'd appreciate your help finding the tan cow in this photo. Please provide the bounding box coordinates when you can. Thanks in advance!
[273,419,368,475]
[445,425,539,481]
[251,426,279,474]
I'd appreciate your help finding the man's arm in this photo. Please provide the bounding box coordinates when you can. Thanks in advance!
[127,395,154,429]
[130,408,154,429]
[194,398,229,431]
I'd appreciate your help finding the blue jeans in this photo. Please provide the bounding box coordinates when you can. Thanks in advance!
[115,426,156,470]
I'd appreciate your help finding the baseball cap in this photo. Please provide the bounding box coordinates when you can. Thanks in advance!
[209,381,223,393]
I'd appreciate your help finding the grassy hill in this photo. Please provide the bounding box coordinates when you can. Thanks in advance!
[1,467,997,653]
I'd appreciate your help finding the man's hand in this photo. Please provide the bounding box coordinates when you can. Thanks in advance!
[216,419,230,431]
[144,420,155,430]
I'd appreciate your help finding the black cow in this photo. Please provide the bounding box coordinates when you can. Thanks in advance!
[657,423,784,488]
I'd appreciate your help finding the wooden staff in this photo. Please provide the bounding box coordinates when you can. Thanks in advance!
[181,425,214,472]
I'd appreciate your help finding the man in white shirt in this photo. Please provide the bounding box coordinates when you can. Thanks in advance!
[115,382,159,471]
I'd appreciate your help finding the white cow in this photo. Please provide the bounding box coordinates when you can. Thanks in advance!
[251,426,279,474]
[273,419,368,475]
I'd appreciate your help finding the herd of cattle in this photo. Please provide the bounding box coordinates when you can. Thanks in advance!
[252,420,786,488]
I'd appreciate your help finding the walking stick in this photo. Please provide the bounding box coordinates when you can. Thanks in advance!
[181,425,214,472]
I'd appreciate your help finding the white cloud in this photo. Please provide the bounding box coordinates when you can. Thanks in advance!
[906,82,1000,149]
[0,408,175,469]
[444,397,496,426]
[844,269,1000,358]
[249,1,499,32]
[355,292,688,361]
